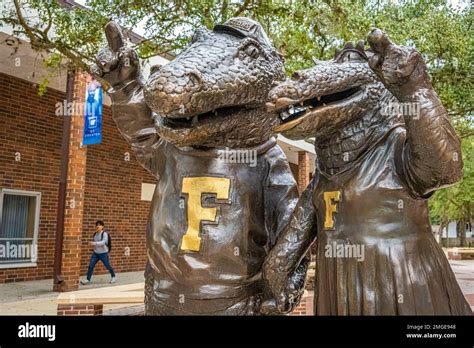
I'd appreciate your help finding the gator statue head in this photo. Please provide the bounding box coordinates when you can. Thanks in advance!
[267,41,402,174]
[143,17,285,148]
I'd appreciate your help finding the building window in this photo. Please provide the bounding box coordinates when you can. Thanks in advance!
[0,189,41,268]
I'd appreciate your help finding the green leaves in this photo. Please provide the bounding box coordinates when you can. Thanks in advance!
[429,137,474,223]
[2,0,472,223]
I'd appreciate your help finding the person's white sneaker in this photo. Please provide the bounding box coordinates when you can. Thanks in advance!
[110,277,116,284]
[80,279,91,285]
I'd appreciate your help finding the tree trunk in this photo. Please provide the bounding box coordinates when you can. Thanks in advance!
[439,220,446,247]
[466,203,472,247]
[456,220,466,247]
[460,219,467,247]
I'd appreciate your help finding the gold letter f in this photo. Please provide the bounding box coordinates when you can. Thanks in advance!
[180,177,231,252]
[324,191,341,230]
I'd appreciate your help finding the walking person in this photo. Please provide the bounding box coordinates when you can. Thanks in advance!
[81,220,116,285]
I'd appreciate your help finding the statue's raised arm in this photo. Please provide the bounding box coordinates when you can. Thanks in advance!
[367,29,463,197]
[91,22,162,177]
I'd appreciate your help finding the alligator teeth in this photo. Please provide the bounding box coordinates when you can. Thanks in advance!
[280,106,307,121]
[280,111,291,121]
[317,96,321,101]
[274,97,299,111]
[294,106,307,114]
[192,115,199,125]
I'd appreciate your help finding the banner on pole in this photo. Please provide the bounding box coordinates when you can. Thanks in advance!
[82,75,103,145]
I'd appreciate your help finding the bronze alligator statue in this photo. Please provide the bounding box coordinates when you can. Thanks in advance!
[91,17,302,315]
[263,29,471,315]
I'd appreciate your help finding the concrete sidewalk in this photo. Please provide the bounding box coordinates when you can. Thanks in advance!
[0,260,473,315]
[449,260,474,311]
[0,271,144,315]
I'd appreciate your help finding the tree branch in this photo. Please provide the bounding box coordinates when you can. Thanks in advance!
[234,0,251,17]
[12,0,89,69]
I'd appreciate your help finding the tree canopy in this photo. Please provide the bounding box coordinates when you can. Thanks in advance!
[1,0,472,225]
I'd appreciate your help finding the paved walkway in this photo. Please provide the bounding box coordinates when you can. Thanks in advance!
[0,271,144,315]
[0,259,473,315]
[449,260,474,310]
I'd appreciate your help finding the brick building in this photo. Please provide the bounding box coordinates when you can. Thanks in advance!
[0,71,154,284]
[0,20,315,289]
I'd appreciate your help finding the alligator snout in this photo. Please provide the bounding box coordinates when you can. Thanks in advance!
[143,65,204,118]
[140,18,286,148]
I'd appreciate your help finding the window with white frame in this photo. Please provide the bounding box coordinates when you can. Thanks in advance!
[0,189,41,268]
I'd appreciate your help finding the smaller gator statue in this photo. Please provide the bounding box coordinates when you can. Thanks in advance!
[91,18,301,315]
[263,29,472,315]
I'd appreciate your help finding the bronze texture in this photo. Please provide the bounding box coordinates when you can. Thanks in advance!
[92,18,299,315]
[263,29,471,315]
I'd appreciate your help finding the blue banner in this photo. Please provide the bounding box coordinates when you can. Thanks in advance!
[83,76,103,145]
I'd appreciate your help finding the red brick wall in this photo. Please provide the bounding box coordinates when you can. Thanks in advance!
[297,151,310,194]
[291,291,314,316]
[57,304,103,316]
[54,70,87,292]
[0,72,153,283]
[80,93,153,277]
[0,73,63,282]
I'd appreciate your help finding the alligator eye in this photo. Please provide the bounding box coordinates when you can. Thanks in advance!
[292,71,302,79]
[191,28,208,43]
[191,31,200,43]
[244,44,260,59]
[150,65,161,75]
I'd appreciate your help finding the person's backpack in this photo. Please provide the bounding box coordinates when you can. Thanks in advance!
[94,231,112,252]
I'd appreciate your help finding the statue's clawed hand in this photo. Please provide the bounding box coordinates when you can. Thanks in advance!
[90,21,140,88]
[367,28,431,99]
[261,258,309,314]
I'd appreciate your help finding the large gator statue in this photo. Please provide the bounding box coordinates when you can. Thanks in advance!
[91,18,301,315]
[263,29,472,315]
